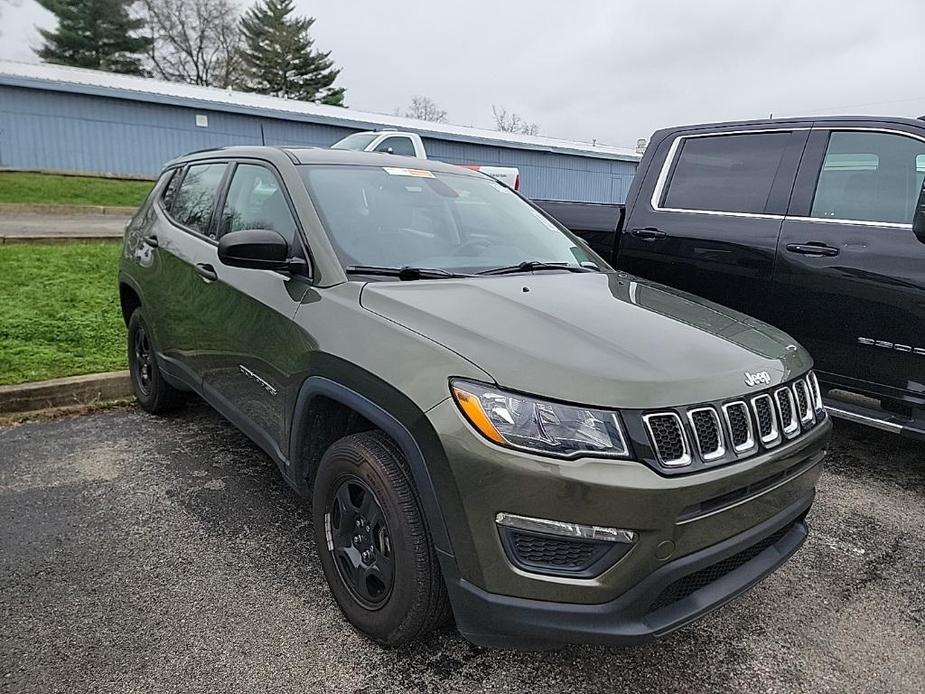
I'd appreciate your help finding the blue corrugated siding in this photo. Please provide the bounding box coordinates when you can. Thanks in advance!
[0,84,636,201]
[422,137,635,203]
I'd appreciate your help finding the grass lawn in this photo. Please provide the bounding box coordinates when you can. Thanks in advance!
[0,242,126,385]
[0,171,153,208]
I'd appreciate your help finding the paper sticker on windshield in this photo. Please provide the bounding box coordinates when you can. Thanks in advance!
[383,167,435,178]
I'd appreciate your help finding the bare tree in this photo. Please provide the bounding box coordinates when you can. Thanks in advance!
[401,96,447,123]
[141,0,242,87]
[491,105,539,136]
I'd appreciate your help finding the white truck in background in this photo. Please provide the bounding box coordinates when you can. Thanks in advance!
[331,130,521,190]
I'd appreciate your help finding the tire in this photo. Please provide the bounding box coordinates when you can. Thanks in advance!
[312,431,450,646]
[127,308,183,413]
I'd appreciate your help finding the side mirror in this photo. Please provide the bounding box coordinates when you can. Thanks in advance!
[914,181,925,243]
[218,229,294,272]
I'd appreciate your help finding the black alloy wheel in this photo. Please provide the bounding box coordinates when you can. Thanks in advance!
[126,308,183,413]
[132,324,154,397]
[312,431,451,646]
[327,476,394,609]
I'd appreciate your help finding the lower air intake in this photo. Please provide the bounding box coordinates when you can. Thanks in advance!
[648,521,796,613]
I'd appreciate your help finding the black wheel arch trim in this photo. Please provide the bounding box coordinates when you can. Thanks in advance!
[288,375,454,557]
[118,273,145,322]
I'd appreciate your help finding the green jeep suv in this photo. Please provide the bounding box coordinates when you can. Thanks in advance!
[119,147,830,648]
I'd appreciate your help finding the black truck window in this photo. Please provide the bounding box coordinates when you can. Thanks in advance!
[662,132,790,215]
[810,131,925,225]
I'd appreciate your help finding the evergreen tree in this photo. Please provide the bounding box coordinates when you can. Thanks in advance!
[240,0,345,105]
[36,0,150,75]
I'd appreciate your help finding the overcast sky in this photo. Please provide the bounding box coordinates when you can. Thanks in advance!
[2,0,924,148]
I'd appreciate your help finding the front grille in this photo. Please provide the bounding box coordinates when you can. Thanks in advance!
[641,371,822,472]
[648,522,795,613]
[644,413,691,467]
[688,407,724,461]
[510,531,597,568]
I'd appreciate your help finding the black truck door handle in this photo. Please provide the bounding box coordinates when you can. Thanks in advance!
[142,234,158,248]
[630,227,668,241]
[785,242,839,257]
[194,263,218,282]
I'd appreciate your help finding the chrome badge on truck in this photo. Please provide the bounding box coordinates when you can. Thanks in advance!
[744,370,771,387]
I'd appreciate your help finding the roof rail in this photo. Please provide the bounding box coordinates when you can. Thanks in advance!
[185,146,228,156]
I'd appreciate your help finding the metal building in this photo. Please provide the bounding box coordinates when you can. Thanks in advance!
[0,60,639,203]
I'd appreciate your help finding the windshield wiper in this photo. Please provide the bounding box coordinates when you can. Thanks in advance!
[345,264,473,280]
[476,260,599,276]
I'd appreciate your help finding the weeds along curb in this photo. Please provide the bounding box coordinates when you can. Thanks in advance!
[0,371,132,416]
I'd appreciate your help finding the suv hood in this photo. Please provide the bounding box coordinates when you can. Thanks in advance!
[360,272,812,409]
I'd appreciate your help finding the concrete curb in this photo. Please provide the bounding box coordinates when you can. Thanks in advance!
[0,371,132,415]
[0,234,122,244]
[0,166,156,182]
[0,203,137,216]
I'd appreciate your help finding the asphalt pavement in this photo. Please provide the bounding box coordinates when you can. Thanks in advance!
[1,403,922,694]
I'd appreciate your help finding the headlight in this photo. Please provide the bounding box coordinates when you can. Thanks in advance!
[450,379,630,459]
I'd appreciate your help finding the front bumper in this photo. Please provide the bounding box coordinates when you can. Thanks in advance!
[424,398,830,646]
[446,491,812,648]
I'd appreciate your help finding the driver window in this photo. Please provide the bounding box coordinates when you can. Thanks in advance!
[810,131,925,224]
[219,163,297,243]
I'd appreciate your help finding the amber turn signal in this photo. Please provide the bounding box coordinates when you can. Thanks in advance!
[452,385,506,444]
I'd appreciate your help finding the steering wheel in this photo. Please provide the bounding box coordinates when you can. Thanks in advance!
[452,239,493,257]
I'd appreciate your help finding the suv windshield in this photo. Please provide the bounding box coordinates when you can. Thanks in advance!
[330,133,379,151]
[299,165,594,273]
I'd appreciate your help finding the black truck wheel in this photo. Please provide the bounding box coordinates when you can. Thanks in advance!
[312,431,450,646]
[127,308,183,413]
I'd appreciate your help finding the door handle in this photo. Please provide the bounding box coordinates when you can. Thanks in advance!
[630,227,668,241]
[785,242,839,257]
[194,263,218,282]
[142,234,158,248]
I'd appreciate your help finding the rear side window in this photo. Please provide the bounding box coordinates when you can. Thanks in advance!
[160,168,182,209]
[810,131,925,224]
[661,132,790,214]
[375,137,417,157]
[169,163,228,238]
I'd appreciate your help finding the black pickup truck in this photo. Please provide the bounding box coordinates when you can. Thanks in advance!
[536,116,925,438]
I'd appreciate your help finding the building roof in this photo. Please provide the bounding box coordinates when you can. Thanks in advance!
[0,60,641,163]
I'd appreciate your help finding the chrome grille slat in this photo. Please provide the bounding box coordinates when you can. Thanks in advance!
[808,372,825,413]
[687,406,725,462]
[774,387,800,438]
[722,401,755,453]
[750,394,780,447]
[793,380,814,425]
[643,412,691,467]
